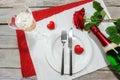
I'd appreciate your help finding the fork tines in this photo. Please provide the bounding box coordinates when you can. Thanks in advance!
[61,31,67,44]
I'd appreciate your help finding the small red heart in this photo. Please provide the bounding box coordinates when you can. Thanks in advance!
[74,44,84,55]
[47,21,55,30]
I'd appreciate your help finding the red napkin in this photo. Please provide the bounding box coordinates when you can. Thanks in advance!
[16,0,92,77]
[16,30,36,77]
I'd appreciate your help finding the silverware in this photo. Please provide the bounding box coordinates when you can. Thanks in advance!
[68,28,73,76]
[61,30,67,75]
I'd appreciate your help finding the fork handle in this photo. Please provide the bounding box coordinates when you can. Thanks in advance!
[70,49,72,76]
[61,47,64,75]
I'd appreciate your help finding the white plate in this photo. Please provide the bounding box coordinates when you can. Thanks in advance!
[46,29,93,74]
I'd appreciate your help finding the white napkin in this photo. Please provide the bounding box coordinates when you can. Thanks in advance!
[24,0,114,80]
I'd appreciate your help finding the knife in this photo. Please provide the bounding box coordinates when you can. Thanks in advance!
[68,28,73,76]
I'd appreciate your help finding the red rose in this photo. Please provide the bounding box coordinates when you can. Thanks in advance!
[73,8,85,30]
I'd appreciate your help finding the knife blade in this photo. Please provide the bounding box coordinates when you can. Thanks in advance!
[68,27,73,76]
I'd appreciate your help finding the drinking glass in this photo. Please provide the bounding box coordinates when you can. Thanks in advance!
[8,5,36,31]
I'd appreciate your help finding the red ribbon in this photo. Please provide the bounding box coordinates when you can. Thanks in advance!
[16,30,36,77]
[16,0,92,77]
[32,0,92,22]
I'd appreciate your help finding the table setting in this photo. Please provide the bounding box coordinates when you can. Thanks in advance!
[7,0,120,80]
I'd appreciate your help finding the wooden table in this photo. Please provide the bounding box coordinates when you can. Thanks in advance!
[0,0,120,80]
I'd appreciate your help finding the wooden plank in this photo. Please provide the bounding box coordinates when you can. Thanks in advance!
[0,25,15,36]
[104,0,120,6]
[0,68,37,80]
[0,0,120,7]
[0,36,17,48]
[0,25,16,49]
[107,7,120,18]
[0,49,20,68]
[74,70,119,80]
[0,68,22,80]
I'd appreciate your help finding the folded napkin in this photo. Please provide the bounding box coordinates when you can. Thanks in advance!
[16,30,36,77]
[16,0,113,79]
[16,0,92,78]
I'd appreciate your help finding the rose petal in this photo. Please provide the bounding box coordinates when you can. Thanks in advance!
[73,8,85,30]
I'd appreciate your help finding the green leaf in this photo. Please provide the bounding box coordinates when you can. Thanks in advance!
[116,18,120,26]
[91,12,102,22]
[84,1,105,31]
[94,21,100,26]
[90,11,103,26]
[94,11,100,16]
[105,26,118,35]
[90,15,97,22]
[100,10,106,18]
[116,18,120,32]
[108,34,120,44]
[93,1,103,11]
[85,22,94,30]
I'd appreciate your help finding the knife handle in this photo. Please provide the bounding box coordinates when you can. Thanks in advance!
[70,49,72,76]
[61,47,64,75]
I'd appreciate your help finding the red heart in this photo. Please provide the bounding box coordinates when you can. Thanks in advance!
[47,21,55,30]
[74,44,84,55]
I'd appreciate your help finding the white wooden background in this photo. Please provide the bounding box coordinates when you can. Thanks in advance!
[0,0,120,80]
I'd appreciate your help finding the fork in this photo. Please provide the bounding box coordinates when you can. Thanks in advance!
[61,30,67,75]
